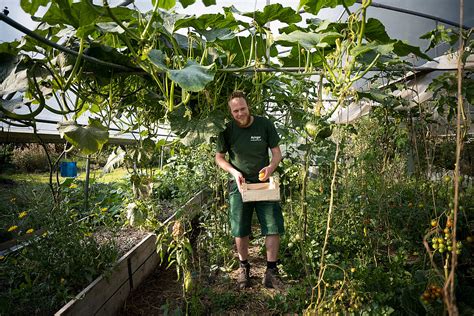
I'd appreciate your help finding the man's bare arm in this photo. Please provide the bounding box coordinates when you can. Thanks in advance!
[258,146,282,181]
[215,152,245,190]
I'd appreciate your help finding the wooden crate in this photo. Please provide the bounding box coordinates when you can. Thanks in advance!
[241,177,280,202]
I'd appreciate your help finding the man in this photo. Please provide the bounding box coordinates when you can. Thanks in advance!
[215,91,284,289]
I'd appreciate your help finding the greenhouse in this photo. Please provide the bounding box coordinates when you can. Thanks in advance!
[0,0,473,315]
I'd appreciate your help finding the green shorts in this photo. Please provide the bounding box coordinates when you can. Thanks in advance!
[229,181,285,237]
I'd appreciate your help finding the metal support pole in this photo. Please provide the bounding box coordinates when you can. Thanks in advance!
[356,0,471,30]
[84,155,90,212]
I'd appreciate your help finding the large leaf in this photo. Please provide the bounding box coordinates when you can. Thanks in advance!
[199,28,235,42]
[0,42,20,56]
[180,0,197,8]
[156,0,176,10]
[393,41,432,60]
[175,13,239,32]
[203,0,216,6]
[174,33,195,51]
[243,4,302,27]
[277,30,342,50]
[20,0,49,15]
[364,18,391,43]
[351,42,394,57]
[298,0,357,15]
[168,106,226,145]
[41,1,136,28]
[159,11,188,35]
[168,60,215,92]
[41,0,79,28]
[58,119,109,155]
[76,1,103,27]
[148,49,169,71]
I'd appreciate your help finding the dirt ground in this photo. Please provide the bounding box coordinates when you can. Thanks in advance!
[119,242,291,315]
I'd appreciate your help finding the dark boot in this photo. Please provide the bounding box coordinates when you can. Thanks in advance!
[237,262,250,289]
[262,267,283,289]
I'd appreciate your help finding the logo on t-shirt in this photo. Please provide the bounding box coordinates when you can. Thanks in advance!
[250,135,262,142]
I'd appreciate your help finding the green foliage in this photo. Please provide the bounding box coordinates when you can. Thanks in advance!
[1,1,473,314]
[243,4,302,27]
[60,177,130,227]
[58,119,109,155]
[1,0,438,157]
[298,0,357,15]
[156,219,193,297]
[0,181,53,242]
[168,60,216,92]
[267,282,311,313]
[276,107,473,313]
[20,0,50,15]
[277,30,343,50]
[0,209,119,315]
[420,24,459,52]
[0,144,14,172]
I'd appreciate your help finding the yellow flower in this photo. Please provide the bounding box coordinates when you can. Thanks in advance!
[7,225,18,232]
[69,183,78,189]
[100,207,108,212]
[18,211,28,219]
[26,228,34,234]
[84,232,92,237]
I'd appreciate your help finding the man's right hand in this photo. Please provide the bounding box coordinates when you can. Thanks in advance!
[231,170,245,193]
[215,152,245,192]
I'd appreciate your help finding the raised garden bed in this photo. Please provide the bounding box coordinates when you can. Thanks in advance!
[55,232,158,316]
[55,189,209,315]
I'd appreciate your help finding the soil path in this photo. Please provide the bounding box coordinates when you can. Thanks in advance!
[120,241,289,315]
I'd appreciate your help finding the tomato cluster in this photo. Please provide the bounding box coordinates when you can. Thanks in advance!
[429,210,462,255]
[430,235,462,255]
[420,284,443,305]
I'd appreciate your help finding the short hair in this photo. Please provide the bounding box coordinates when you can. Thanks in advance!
[228,90,248,104]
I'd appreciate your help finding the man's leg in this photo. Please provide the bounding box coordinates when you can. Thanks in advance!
[229,182,253,289]
[263,234,283,288]
[265,234,280,262]
[235,235,251,289]
[256,202,284,288]
[236,236,250,261]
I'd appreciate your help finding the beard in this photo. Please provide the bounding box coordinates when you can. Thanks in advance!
[235,114,251,127]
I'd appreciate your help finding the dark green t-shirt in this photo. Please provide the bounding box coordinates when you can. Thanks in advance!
[216,116,280,183]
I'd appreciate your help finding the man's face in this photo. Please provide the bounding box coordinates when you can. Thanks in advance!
[229,97,251,127]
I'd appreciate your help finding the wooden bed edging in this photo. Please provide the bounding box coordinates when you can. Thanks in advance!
[55,189,209,316]
[55,232,158,316]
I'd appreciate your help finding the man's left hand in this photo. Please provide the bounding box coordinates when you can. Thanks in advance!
[258,166,273,182]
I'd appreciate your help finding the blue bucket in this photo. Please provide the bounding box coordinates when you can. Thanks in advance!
[60,161,77,178]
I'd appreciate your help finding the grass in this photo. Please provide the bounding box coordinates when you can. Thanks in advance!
[0,168,129,233]
[0,168,129,184]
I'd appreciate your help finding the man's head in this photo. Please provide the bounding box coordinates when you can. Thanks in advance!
[228,91,251,127]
